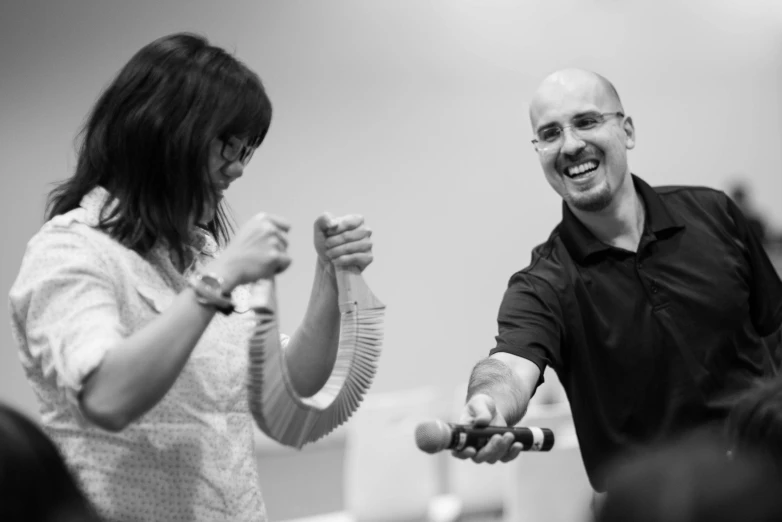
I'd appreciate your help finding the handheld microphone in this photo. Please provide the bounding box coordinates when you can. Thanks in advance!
[414,420,555,454]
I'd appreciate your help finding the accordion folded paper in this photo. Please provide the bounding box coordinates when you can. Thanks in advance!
[247,266,385,448]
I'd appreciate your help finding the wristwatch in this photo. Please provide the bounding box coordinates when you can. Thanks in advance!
[188,272,235,315]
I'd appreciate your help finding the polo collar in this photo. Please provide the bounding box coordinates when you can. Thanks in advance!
[559,174,685,263]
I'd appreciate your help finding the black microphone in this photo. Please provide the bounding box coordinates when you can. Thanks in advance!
[414,420,555,454]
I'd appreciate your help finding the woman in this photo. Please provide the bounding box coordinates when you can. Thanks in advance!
[9,32,374,521]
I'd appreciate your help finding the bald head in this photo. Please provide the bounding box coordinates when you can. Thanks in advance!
[529,69,623,129]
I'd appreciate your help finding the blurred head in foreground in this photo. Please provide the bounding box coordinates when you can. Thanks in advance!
[725,375,782,473]
[596,431,782,522]
[0,402,101,521]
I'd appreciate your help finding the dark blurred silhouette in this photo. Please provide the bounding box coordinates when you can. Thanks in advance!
[0,402,102,522]
[725,375,782,473]
[595,431,782,522]
[728,181,768,245]
[728,181,782,370]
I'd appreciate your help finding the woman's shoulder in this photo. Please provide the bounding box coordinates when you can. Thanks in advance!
[20,204,133,283]
[29,209,113,258]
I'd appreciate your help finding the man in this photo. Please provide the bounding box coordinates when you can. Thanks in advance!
[454,68,782,495]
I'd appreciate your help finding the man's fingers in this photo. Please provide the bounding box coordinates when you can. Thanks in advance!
[500,442,524,463]
[473,433,513,464]
[466,395,497,428]
[458,399,482,426]
[451,447,476,460]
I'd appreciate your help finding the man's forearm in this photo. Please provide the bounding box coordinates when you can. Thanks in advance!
[467,357,532,426]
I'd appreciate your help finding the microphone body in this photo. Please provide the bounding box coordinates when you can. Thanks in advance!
[415,420,554,454]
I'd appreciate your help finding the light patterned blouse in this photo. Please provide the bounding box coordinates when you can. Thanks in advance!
[9,187,288,522]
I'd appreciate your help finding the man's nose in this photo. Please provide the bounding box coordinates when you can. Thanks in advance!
[560,126,586,155]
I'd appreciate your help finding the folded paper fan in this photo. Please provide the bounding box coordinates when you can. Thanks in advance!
[247,266,385,449]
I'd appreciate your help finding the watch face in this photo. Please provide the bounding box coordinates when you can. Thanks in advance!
[199,274,222,291]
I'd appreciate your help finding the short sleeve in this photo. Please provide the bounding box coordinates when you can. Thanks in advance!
[489,271,564,377]
[725,194,782,336]
[9,225,125,423]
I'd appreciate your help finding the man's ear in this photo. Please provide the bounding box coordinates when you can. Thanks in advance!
[623,116,636,150]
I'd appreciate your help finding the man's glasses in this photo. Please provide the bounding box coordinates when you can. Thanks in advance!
[220,137,257,165]
[531,112,624,154]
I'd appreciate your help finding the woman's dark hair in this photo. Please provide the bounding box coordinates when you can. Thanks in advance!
[725,375,782,470]
[45,32,272,260]
[0,402,102,521]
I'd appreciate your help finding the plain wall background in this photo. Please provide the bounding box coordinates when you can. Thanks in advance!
[1,0,781,517]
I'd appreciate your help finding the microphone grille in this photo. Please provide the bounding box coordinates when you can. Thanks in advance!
[414,420,451,454]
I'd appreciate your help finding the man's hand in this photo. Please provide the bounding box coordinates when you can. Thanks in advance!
[452,393,526,464]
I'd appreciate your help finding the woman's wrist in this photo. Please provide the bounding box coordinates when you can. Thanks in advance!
[317,256,335,278]
[204,259,241,293]
[187,272,235,315]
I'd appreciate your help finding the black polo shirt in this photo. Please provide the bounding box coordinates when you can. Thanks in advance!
[490,175,782,491]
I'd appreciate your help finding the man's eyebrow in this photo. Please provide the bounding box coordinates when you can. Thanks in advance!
[572,110,602,119]
[535,120,559,132]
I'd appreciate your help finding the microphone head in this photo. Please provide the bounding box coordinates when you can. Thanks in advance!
[415,420,452,454]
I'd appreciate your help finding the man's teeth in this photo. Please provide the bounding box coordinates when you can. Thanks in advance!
[566,161,598,177]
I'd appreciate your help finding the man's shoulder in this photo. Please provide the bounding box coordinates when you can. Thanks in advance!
[650,183,740,233]
[653,183,730,210]
[508,227,571,285]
